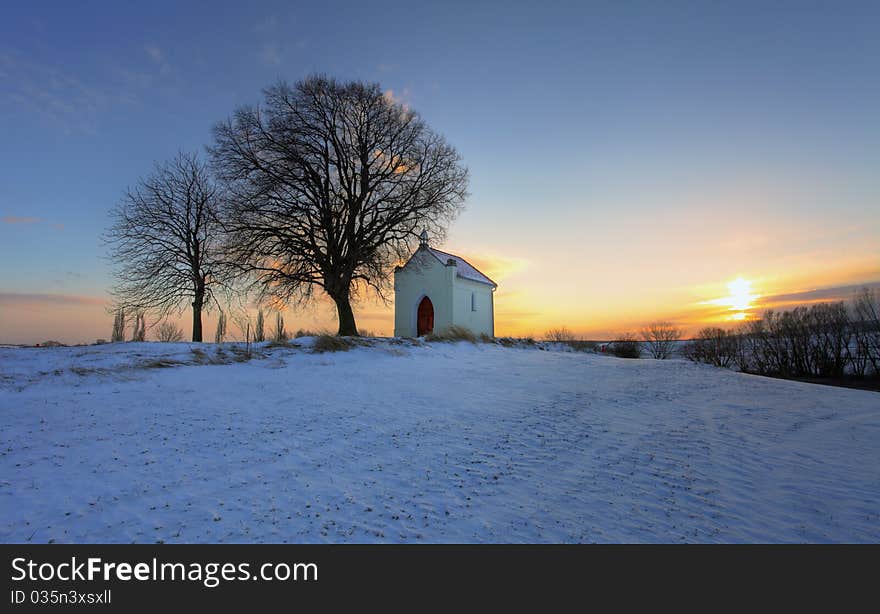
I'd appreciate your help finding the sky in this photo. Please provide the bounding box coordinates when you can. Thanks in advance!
[1,1,878,344]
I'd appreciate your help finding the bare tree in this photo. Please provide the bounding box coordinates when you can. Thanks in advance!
[273,312,286,342]
[228,308,255,343]
[254,308,265,343]
[214,311,227,344]
[641,321,682,359]
[105,152,232,342]
[131,311,146,342]
[155,321,184,343]
[682,327,737,368]
[852,287,880,375]
[210,75,469,335]
[111,309,126,343]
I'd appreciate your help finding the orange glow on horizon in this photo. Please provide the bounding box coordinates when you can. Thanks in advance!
[701,277,761,322]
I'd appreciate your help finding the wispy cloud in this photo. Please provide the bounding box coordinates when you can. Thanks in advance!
[144,45,163,63]
[2,215,41,224]
[144,44,171,75]
[0,51,122,133]
[759,282,880,309]
[0,292,107,306]
[259,43,282,65]
[253,16,278,33]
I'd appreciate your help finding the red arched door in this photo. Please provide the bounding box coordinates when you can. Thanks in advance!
[417,296,434,336]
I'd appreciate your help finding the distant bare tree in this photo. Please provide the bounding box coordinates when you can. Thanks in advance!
[131,311,146,342]
[852,287,880,375]
[210,75,469,336]
[214,311,227,344]
[683,327,738,368]
[641,321,682,359]
[254,308,265,343]
[111,309,126,343]
[273,312,286,342]
[155,321,184,343]
[105,152,233,342]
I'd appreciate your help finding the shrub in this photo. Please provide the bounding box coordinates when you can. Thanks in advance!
[155,321,184,343]
[640,321,682,359]
[425,325,477,343]
[544,327,575,343]
[609,333,641,358]
[566,340,597,352]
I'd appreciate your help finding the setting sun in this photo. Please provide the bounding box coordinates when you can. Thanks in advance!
[704,277,760,321]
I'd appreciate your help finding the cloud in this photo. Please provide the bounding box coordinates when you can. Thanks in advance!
[259,43,282,65]
[0,51,122,133]
[2,216,41,224]
[144,45,164,63]
[253,16,278,33]
[143,44,172,76]
[383,88,411,104]
[0,292,108,307]
[758,281,880,308]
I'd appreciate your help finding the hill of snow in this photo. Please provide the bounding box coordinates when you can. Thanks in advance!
[1,339,878,543]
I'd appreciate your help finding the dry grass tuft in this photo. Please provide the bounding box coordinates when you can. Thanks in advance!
[425,325,477,343]
[312,334,355,353]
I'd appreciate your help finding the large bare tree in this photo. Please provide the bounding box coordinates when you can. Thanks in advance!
[210,75,468,335]
[105,152,230,342]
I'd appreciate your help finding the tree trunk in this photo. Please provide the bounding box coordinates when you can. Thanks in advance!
[333,295,358,336]
[192,291,204,342]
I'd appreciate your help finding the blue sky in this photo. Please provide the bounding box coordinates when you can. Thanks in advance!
[1,1,879,342]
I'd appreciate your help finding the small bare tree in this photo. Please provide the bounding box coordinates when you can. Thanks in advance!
[211,75,468,336]
[641,321,682,359]
[155,321,184,343]
[105,152,233,342]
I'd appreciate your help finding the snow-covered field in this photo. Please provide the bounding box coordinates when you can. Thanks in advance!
[1,339,878,543]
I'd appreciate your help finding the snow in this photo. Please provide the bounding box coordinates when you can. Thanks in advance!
[1,340,878,543]
[427,247,497,287]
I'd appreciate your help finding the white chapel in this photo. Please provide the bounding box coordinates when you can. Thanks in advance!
[393,231,497,338]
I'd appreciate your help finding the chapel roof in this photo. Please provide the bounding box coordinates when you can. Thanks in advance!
[423,246,497,288]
